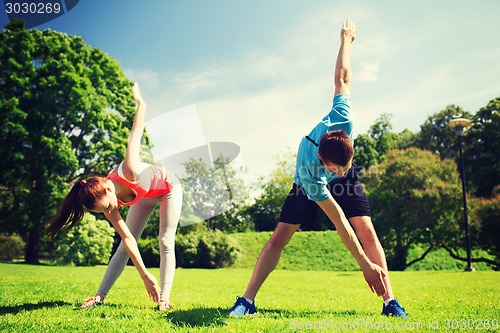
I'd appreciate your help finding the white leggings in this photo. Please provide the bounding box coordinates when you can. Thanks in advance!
[97,183,183,301]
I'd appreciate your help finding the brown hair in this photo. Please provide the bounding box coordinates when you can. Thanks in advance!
[46,176,107,238]
[318,130,354,167]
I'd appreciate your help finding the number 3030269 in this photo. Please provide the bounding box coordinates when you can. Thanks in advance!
[5,2,62,14]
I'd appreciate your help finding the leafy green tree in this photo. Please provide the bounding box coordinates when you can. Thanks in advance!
[437,187,500,270]
[247,152,295,231]
[210,202,253,233]
[469,189,500,269]
[369,113,396,154]
[365,148,463,270]
[415,105,473,159]
[181,155,249,231]
[396,129,417,150]
[464,97,500,197]
[353,134,380,169]
[413,99,498,198]
[0,21,135,263]
[354,114,416,170]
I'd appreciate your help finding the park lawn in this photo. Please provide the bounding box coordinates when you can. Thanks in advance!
[0,263,498,332]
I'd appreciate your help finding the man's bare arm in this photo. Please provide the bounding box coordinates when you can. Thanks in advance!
[334,19,356,96]
[316,196,387,296]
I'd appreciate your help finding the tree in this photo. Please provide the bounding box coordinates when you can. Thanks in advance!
[469,189,500,269]
[464,97,500,197]
[395,129,417,150]
[353,134,380,170]
[210,203,253,233]
[369,113,395,153]
[0,21,135,263]
[247,152,295,231]
[415,105,473,159]
[413,100,499,198]
[181,155,249,231]
[354,114,416,170]
[365,148,463,270]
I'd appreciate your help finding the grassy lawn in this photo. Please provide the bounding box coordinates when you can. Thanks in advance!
[0,263,499,332]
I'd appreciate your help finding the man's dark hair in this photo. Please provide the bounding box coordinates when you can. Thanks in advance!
[318,130,354,166]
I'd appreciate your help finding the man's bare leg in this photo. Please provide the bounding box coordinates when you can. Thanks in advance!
[242,222,300,300]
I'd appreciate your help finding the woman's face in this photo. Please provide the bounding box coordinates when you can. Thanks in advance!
[91,181,118,214]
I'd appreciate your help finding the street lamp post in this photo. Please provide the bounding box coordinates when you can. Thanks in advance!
[448,118,474,272]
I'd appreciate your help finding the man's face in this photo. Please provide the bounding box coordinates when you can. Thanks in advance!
[318,154,352,177]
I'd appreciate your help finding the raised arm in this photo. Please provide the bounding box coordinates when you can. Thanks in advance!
[334,19,356,96]
[104,209,160,303]
[122,82,146,180]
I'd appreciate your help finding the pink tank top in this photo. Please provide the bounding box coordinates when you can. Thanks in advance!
[107,163,173,207]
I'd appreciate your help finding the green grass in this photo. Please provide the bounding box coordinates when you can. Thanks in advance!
[1,264,499,332]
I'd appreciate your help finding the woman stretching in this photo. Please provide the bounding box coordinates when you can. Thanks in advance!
[46,82,183,311]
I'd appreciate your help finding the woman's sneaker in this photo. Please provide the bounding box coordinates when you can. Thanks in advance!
[382,299,408,317]
[228,296,257,317]
[80,295,104,309]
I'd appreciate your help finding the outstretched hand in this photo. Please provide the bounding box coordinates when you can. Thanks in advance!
[142,272,161,304]
[362,262,387,296]
[132,82,144,104]
[341,19,356,43]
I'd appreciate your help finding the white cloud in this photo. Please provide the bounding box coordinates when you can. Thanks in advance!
[124,68,160,87]
[357,60,380,82]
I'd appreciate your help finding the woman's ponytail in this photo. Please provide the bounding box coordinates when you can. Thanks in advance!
[46,177,106,238]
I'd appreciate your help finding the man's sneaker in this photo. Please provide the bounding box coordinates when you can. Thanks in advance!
[382,299,408,317]
[228,296,257,317]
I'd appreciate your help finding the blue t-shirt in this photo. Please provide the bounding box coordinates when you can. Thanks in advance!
[293,93,353,202]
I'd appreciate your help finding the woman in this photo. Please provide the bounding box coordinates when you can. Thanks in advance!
[46,82,182,311]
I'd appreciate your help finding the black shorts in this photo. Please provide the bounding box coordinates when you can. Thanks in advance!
[279,166,370,227]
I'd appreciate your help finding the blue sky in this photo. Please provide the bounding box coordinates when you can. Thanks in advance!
[2,0,500,180]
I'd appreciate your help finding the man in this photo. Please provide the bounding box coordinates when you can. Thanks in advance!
[229,19,407,317]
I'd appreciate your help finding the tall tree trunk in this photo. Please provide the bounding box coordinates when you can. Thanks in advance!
[390,231,408,271]
[25,226,40,264]
[25,166,43,264]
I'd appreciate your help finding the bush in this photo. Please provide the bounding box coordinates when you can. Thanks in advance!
[54,214,115,266]
[0,234,26,262]
[137,237,160,268]
[176,230,241,268]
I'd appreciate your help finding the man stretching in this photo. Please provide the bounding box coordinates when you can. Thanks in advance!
[229,19,407,318]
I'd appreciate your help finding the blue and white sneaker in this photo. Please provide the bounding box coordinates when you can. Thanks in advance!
[382,299,408,317]
[228,296,257,317]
